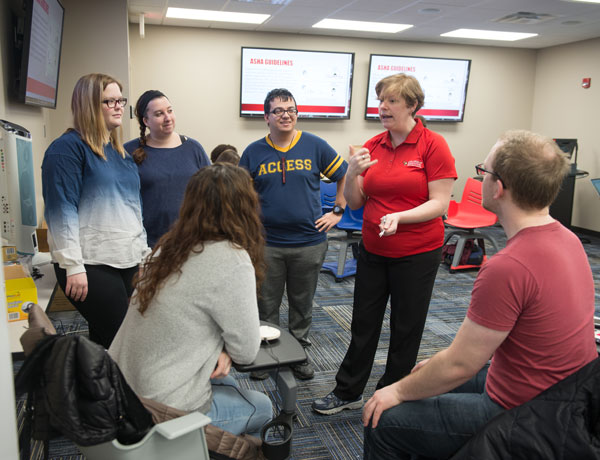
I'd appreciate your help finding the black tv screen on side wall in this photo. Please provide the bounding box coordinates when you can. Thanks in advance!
[240,47,354,119]
[366,54,471,122]
[17,0,65,109]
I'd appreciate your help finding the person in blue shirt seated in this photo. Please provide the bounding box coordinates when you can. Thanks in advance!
[42,73,150,348]
[126,90,210,247]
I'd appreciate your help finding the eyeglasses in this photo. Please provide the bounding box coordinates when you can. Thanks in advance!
[475,163,508,189]
[269,108,298,117]
[102,98,128,108]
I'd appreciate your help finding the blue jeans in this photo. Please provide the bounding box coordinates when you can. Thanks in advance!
[206,375,272,437]
[364,366,505,459]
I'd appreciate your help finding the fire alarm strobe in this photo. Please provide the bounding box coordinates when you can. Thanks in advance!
[582,78,591,89]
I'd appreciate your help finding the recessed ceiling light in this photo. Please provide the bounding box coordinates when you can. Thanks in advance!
[567,0,600,3]
[441,28,538,41]
[166,7,270,24]
[312,19,412,34]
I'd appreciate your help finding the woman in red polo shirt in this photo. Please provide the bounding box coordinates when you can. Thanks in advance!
[313,74,457,414]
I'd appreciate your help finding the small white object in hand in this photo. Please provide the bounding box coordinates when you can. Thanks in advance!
[379,215,387,237]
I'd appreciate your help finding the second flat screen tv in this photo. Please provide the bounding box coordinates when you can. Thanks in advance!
[240,47,354,119]
[366,54,471,122]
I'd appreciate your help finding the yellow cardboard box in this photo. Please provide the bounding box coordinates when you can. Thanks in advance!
[4,264,37,322]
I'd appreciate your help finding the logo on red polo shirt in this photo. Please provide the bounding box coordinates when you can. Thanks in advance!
[405,160,424,168]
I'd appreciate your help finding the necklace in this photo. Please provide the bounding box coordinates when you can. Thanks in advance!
[268,131,296,184]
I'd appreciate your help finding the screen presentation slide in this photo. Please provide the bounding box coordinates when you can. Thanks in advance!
[366,55,471,122]
[241,47,354,118]
[25,0,64,107]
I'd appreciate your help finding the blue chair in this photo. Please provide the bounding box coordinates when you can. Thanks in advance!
[322,206,363,282]
[320,180,337,214]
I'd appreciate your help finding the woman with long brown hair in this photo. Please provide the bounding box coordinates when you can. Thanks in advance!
[42,73,149,349]
[109,163,272,437]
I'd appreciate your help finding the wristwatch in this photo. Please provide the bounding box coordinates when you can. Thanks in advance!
[333,205,345,216]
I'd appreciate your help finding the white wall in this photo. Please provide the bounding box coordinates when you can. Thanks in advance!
[532,37,600,232]
[129,25,537,201]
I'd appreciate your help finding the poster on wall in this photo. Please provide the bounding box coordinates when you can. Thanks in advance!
[240,47,354,119]
[366,54,471,122]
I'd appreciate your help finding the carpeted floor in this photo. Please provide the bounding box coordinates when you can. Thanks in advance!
[13,226,600,459]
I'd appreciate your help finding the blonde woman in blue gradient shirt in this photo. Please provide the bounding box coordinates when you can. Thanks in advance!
[42,73,150,348]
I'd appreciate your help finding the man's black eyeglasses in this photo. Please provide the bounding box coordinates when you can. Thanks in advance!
[475,163,507,189]
[269,108,298,117]
[102,98,128,108]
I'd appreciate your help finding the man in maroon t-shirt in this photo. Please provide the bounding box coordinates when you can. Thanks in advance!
[362,130,597,460]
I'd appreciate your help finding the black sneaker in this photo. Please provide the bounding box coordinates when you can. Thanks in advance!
[249,370,269,380]
[290,361,314,380]
[312,391,363,415]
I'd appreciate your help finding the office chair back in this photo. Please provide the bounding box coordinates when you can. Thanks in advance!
[337,206,363,233]
[446,178,497,229]
[320,180,337,214]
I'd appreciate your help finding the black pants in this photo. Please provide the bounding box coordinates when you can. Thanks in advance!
[53,263,138,349]
[334,244,442,400]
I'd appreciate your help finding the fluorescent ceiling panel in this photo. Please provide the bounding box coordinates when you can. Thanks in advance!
[312,19,412,34]
[441,28,538,41]
[166,7,270,24]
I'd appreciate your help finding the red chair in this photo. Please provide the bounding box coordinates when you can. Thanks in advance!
[443,178,500,272]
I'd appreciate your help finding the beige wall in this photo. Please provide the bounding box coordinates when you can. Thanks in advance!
[532,37,600,232]
[129,25,537,202]
[50,0,131,142]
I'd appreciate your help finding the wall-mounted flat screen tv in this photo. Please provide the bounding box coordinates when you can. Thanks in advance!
[17,0,65,109]
[365,54,471,122]
[240,47,354,119]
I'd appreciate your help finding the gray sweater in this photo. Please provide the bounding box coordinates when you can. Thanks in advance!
[109,240,261,413]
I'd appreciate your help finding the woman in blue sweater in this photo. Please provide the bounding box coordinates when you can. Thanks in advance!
[126,90,210,247]
[42,73,149,348]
